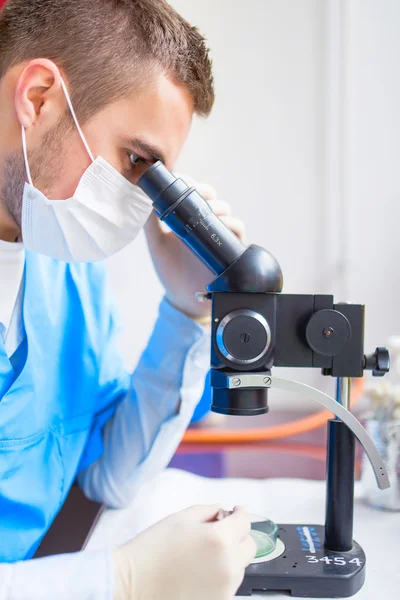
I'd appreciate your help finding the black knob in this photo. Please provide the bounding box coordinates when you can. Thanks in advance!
[364,347,390,377]
[305,310,351,357]
[215,309,271,366]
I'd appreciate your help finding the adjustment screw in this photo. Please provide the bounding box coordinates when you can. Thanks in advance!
[323,327,334,339]
[263,377,271,386]
[232,378,241,387]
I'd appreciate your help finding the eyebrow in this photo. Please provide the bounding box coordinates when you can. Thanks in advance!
[128,137,166,165]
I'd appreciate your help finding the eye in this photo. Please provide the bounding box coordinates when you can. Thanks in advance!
[124,150,153,182]
[129,152,144,166]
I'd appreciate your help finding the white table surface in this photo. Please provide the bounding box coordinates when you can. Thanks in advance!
[86,469,400,599]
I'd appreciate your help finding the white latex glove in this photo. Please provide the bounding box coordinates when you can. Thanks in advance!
[112,504,256,600]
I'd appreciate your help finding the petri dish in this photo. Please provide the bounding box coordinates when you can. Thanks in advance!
[248,514,278,562]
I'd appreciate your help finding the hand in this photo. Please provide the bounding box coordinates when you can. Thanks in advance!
[113,504,256,600]
[144,174,245,320]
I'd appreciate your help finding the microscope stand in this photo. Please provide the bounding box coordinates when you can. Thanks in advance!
[237,524,365,597]
[235,377,384,598]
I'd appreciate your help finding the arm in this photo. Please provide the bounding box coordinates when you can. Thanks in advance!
[0,299,207,600]
[0,550,112,600]
[77,297,210,509]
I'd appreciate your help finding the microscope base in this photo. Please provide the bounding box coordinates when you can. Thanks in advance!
[237,524,366,598]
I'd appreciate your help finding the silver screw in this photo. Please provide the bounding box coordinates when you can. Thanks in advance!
[232,377,241,387]
[263,377,271,386]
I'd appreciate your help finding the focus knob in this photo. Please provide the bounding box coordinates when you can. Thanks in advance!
[306,309,351,357]
[364,347,390,377]
[215,309,271,366]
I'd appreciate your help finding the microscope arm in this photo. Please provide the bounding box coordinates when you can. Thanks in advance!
[215,371,390,489]
[272,378,389,489]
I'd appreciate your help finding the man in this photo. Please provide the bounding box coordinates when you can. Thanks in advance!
[0,0,256,598]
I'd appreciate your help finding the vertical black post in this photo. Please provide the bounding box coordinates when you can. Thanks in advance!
[324,417,356,551]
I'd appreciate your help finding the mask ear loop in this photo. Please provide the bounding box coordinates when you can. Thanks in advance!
[60,77,94,162]
[21,125,33,186]
[21,78,94,187]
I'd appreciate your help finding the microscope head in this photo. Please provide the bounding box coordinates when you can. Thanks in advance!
[138,162,388,418]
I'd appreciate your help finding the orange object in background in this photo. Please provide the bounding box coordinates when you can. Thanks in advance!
[182,377,364,444]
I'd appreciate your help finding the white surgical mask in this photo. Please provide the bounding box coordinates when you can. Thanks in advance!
[21,78,153,262]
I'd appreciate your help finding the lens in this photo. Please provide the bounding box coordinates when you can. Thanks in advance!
[211,387,269,416]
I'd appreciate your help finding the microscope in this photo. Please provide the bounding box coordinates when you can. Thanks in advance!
[138,163,390,598]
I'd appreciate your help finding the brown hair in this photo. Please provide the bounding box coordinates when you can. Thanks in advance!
[0,0,214,121]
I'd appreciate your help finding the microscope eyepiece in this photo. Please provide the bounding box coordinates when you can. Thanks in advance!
[137,161,176,200]
[137,161,246,275]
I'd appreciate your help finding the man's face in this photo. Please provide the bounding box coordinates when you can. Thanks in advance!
[59,72,194,197]
[1,69,194,231]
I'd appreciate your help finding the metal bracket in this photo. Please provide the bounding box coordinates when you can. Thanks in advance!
[222,372,390,490]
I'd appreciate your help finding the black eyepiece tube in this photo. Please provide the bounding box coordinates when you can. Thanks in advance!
[137,161,246,275]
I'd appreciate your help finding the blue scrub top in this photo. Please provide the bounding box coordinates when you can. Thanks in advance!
[0,251,130,562]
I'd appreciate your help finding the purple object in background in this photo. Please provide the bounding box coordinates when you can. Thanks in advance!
[169,451,225,478]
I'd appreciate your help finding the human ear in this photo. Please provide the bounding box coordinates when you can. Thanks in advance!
[14,58,65,130]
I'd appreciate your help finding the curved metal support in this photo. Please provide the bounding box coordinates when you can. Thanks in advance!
[271,377,390,490]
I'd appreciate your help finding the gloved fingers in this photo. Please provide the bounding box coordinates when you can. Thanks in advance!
[207,199,232,217]
[179,503,222,523]
[218,215,246,241]
[196,182,218,202]
[175,173,218,203]
[240,534,258,567]
[216,505,251,541]
[175,172,196,188]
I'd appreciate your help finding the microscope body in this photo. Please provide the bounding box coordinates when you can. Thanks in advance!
[210,290,366,415]
[212,293,364,374]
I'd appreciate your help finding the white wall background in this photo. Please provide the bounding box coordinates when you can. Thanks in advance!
[106,0,400,408]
